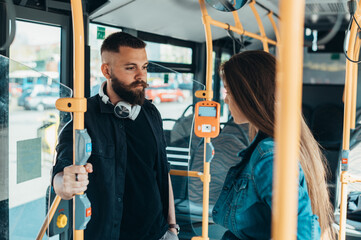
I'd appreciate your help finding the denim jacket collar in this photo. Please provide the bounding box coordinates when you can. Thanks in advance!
[237,131,269,158]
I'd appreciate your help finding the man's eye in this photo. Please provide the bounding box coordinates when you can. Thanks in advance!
[126,67,135,70]
[143,66,148,70]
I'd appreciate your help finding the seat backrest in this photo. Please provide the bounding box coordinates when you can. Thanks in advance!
[170,114,194,147]
[302,104,312,127]
[169,105,203,150]
[308,103,344,206]
[311,103,343,150]
[302,84,344,207]
[188,121,249,206]
[221,120,249,146]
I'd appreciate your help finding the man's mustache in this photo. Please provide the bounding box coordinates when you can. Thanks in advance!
[130,80,148,88]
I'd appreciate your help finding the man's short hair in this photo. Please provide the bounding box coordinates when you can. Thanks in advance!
[100,32,146,54]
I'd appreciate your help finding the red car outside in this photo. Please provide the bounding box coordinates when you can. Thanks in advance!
[145,84,184,104]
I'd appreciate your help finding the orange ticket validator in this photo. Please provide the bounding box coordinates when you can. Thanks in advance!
[194,100,220,138]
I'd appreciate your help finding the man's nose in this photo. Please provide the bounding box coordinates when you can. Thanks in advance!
[136,68,147,79]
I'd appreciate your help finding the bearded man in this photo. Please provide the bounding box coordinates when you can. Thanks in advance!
[52,32,179,240]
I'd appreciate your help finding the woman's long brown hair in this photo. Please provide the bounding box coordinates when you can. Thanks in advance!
[220,50,334,239]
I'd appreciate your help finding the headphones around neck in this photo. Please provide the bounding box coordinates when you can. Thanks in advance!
[99,81,141,120]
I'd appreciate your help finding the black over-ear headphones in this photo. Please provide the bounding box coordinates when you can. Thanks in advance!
[99,81,141,120]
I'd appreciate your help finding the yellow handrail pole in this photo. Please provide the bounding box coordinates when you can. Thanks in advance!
[267,12,280,45]
[36,195,62,240]
[201,138,211,239]
[249,0,269,52]
[170,170,203,178]
[70,0,85,129]
[208,18,277,46]
[272,0,305,240]
[351,53,359,129]
[339,4,361,239]
[194,1,214,239]
[199,2,213,98]
[232,9,279,53]
[35,0,86,239]
[70,0,85,239]
[338,172,348,240]
[351,30,361,129]
[232,11,244,31]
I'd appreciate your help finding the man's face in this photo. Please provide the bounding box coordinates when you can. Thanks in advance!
[106,47,148,105]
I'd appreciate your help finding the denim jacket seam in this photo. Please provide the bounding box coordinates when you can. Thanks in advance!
[256,145,273,157]
[251,177,261,201]
[251,149,273,201]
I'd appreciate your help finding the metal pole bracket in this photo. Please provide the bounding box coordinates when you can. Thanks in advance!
[56,97,87,113]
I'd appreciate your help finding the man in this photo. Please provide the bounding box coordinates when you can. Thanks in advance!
[53,32,179,240]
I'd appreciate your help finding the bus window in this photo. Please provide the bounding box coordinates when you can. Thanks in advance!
[303,49,346,85]
[146,41,193,64]
[5,56,71,239]
[7,20,63,239]
[9,20,60,89]
[89,23,121,96]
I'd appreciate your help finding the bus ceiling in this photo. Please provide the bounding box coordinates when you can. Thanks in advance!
[86,0,349,43]
[1,0,351,47]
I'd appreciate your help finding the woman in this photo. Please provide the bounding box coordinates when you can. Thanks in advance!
[212,50,334,240]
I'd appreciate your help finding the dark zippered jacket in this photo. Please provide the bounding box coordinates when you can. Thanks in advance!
[52,95,169,239]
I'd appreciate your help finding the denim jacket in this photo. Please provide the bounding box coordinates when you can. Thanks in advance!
[212,132,321,240]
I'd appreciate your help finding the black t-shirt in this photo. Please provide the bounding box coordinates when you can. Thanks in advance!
[119,108,167,240]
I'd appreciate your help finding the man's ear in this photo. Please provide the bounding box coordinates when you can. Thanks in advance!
[101,63,111,79]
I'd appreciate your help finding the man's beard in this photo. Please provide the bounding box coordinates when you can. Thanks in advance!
[110,75,148,105]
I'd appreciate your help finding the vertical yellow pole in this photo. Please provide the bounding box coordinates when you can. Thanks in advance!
[272,1,305,240]
[36,1,86,238]
[339,53,353,240]
[339,174,348,240]
[70,0,85,130]
[70,0,85,239]
[201,139,211,239]
[339,5,361,239]
[199,0,213,99]
[351,38,360,129]
[196,1,213,239]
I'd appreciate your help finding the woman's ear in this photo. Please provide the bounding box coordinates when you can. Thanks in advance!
[101,63,111,79]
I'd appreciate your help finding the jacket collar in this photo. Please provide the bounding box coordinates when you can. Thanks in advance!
[97,93,149,115]
[97,94,114,114]
[237,131,269,158]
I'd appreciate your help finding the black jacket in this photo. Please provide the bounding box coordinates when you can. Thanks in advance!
[52,95,169,239]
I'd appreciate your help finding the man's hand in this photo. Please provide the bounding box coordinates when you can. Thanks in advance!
[54,163,93,200]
